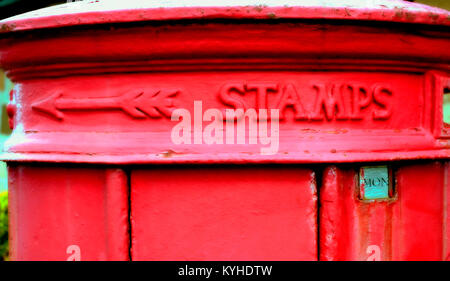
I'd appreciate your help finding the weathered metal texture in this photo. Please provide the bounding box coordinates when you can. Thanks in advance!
[0,1,449,164]
[7,165,129,261]
[1,0,449,32]
[320,162,450,261]
[131,167,317,260]
[0,0,449,261]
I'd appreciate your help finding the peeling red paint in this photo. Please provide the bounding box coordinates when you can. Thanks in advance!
[320,162,449,260]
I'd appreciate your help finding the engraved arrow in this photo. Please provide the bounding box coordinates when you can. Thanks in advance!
[32,90,180,120]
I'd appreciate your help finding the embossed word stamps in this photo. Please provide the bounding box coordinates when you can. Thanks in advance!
[171,101,280,156]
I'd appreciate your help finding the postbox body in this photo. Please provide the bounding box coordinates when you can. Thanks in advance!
[0,0,449,260]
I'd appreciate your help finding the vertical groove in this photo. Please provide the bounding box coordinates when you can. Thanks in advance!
[315,165,323,261]
[443,161,448,261]
[126,168,132,261]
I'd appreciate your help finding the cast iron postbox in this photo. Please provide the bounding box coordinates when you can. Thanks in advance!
[0,0,449,261]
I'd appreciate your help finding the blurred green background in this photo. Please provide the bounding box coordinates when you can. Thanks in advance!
[415,0,450,10]
[0,71,12,192]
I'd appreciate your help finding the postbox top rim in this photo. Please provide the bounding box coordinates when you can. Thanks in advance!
[0,0,449,33]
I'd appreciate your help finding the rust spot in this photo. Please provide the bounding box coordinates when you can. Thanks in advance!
[158,149,181,158]
[405,12,416,21]
[325,129,348,134]
[330,149,337,153]
[393,7,405,19]
[253,4,267,12]
[394,11,403,18]
[344,8,351,17]
[300,128,317,133]
[267,12,277,19]
[0,23,15,32]
[384,204,394,260]
[429,13,439,20]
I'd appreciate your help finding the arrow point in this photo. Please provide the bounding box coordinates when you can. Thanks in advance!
[120,91,147,118]
[32,93,64,120]
[134,90,179,118]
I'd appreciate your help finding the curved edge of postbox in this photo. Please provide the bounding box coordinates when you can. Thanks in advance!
[0,2,449,34]
[1,149,450,165]
[0,1,449,165]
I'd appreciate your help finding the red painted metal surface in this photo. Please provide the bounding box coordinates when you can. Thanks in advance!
[0,1,448,261]
[0,0,449,33]
[131,167,317,260]
[0,24,449,163]
[320,162,450,261]
[8,165,129,261]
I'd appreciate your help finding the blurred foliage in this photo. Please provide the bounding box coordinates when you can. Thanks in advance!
[0,192,8,261]
[444,91,450,124]
[413,0,449,10]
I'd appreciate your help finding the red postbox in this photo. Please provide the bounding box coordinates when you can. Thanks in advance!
[0,0,449,261]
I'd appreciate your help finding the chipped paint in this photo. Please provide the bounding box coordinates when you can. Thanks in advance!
[0,0,449,33]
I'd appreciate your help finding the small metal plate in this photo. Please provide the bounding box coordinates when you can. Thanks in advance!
[359,166,390,200]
